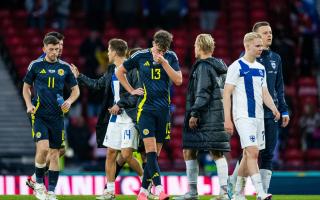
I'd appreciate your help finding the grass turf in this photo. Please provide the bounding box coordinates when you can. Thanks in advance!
[1,195,320,200]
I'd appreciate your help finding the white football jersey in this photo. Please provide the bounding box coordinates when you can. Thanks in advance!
[225,57,267,119]
[109,67,132,123]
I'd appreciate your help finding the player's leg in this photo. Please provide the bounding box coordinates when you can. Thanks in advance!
[121,148,143,176]
[137,111,159,200]
[228,154,243,198]
[245,119,271,200]
[46,118,65,200]
[33,116,49,200]
[174,149,199,200]
[233,150,247,199]
[151,110,171,200]
[98,122,121,200]
[120,123,143,177]
[260,118,278,193]
[211,151,228,200]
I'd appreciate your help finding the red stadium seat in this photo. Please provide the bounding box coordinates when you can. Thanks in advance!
[284,159,305,171]
[283,148,304,161]
[306,149,320,161]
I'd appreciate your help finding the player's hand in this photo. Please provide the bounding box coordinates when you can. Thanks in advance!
[26,104,36,114]
[153,53,167,65]
[224,119,234,135]
[273,109,281,121]
[61,100,71,113]
[189,117,198,129]
[130,88,144,96]
[282,115,290,127]
[108,104,120,115]
[70,64,80,78]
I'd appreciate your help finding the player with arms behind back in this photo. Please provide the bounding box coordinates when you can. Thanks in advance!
[223,32,280,200]
[116,30,182,200]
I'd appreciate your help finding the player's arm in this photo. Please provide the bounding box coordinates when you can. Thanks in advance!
[22,83,35,114]
[116,65,144,95]
[71,64,108,90]
[189,64,213,129]
[262,86,280,121]
[156,54,182,86]
[275,57,290,127]
[61,85,80,112]
[117,69,141,108]
[223,83,235,135]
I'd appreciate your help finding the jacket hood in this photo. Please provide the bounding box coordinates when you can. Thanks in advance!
[198,57,227,74]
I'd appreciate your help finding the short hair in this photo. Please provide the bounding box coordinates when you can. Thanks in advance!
[127,47,143,58]
[252,21,270,32]
[243,32,262,44]
[195,34,215,53]
[45,31,64,41]
[153,30,173,51]
[108,38,128,57]
[43,35,60,46]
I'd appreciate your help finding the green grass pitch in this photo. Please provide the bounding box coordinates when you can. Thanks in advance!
[1,195,320,200]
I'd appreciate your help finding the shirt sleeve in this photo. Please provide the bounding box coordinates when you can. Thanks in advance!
[123,53,139,72]
[225,63,239,85]
[65,66,78,87]
[23,62,37,85]
[169,51,180,71]
[262,69,267,87]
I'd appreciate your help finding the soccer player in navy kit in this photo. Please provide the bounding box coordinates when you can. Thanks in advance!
[22,35,80,200]
[116,30,182,200]
[26,31,67,191]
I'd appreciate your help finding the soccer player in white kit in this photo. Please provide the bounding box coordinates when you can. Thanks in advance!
[223,32,280,200]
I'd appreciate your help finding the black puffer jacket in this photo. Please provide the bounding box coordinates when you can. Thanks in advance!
[78,64,140,148]
[182,57,230,151]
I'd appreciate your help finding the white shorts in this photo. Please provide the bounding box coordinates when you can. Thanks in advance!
[234,118,265,150]
[103,122,139,150]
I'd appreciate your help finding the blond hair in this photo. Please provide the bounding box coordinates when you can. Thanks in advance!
[243,32,262,44]
[195,34,215,53]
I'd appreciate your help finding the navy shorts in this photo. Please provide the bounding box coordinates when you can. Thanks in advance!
[31,114,65,149]
[137,108,171,143]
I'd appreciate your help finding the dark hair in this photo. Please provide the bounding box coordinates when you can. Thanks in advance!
[45,31,64,41]
[43,35,60,46]
[108,38,128,57]
[252,21,270,32]
[127,47,143,58]
[153,30,173,51]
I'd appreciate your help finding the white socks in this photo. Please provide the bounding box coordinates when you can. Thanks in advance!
[260,169,272,193]
[106,182,115,193]
[155,185,163,195]
[234,176,247,195]
[251,173,265,196]
[215,157,228,194]
[186,160,199,194]
[230,160,240,185]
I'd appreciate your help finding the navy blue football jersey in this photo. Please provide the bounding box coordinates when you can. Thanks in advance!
[123,49,180,110]
[23,58,78,118]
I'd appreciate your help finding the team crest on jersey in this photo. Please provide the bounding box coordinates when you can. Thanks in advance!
[143,129,150,135]
[270,61,276,69]
[36,132,41,138]
[40,69,46,74]
[249,135,256,142]
[143,61,150,67]
[58,69,64,76]
[259,69,264,76]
